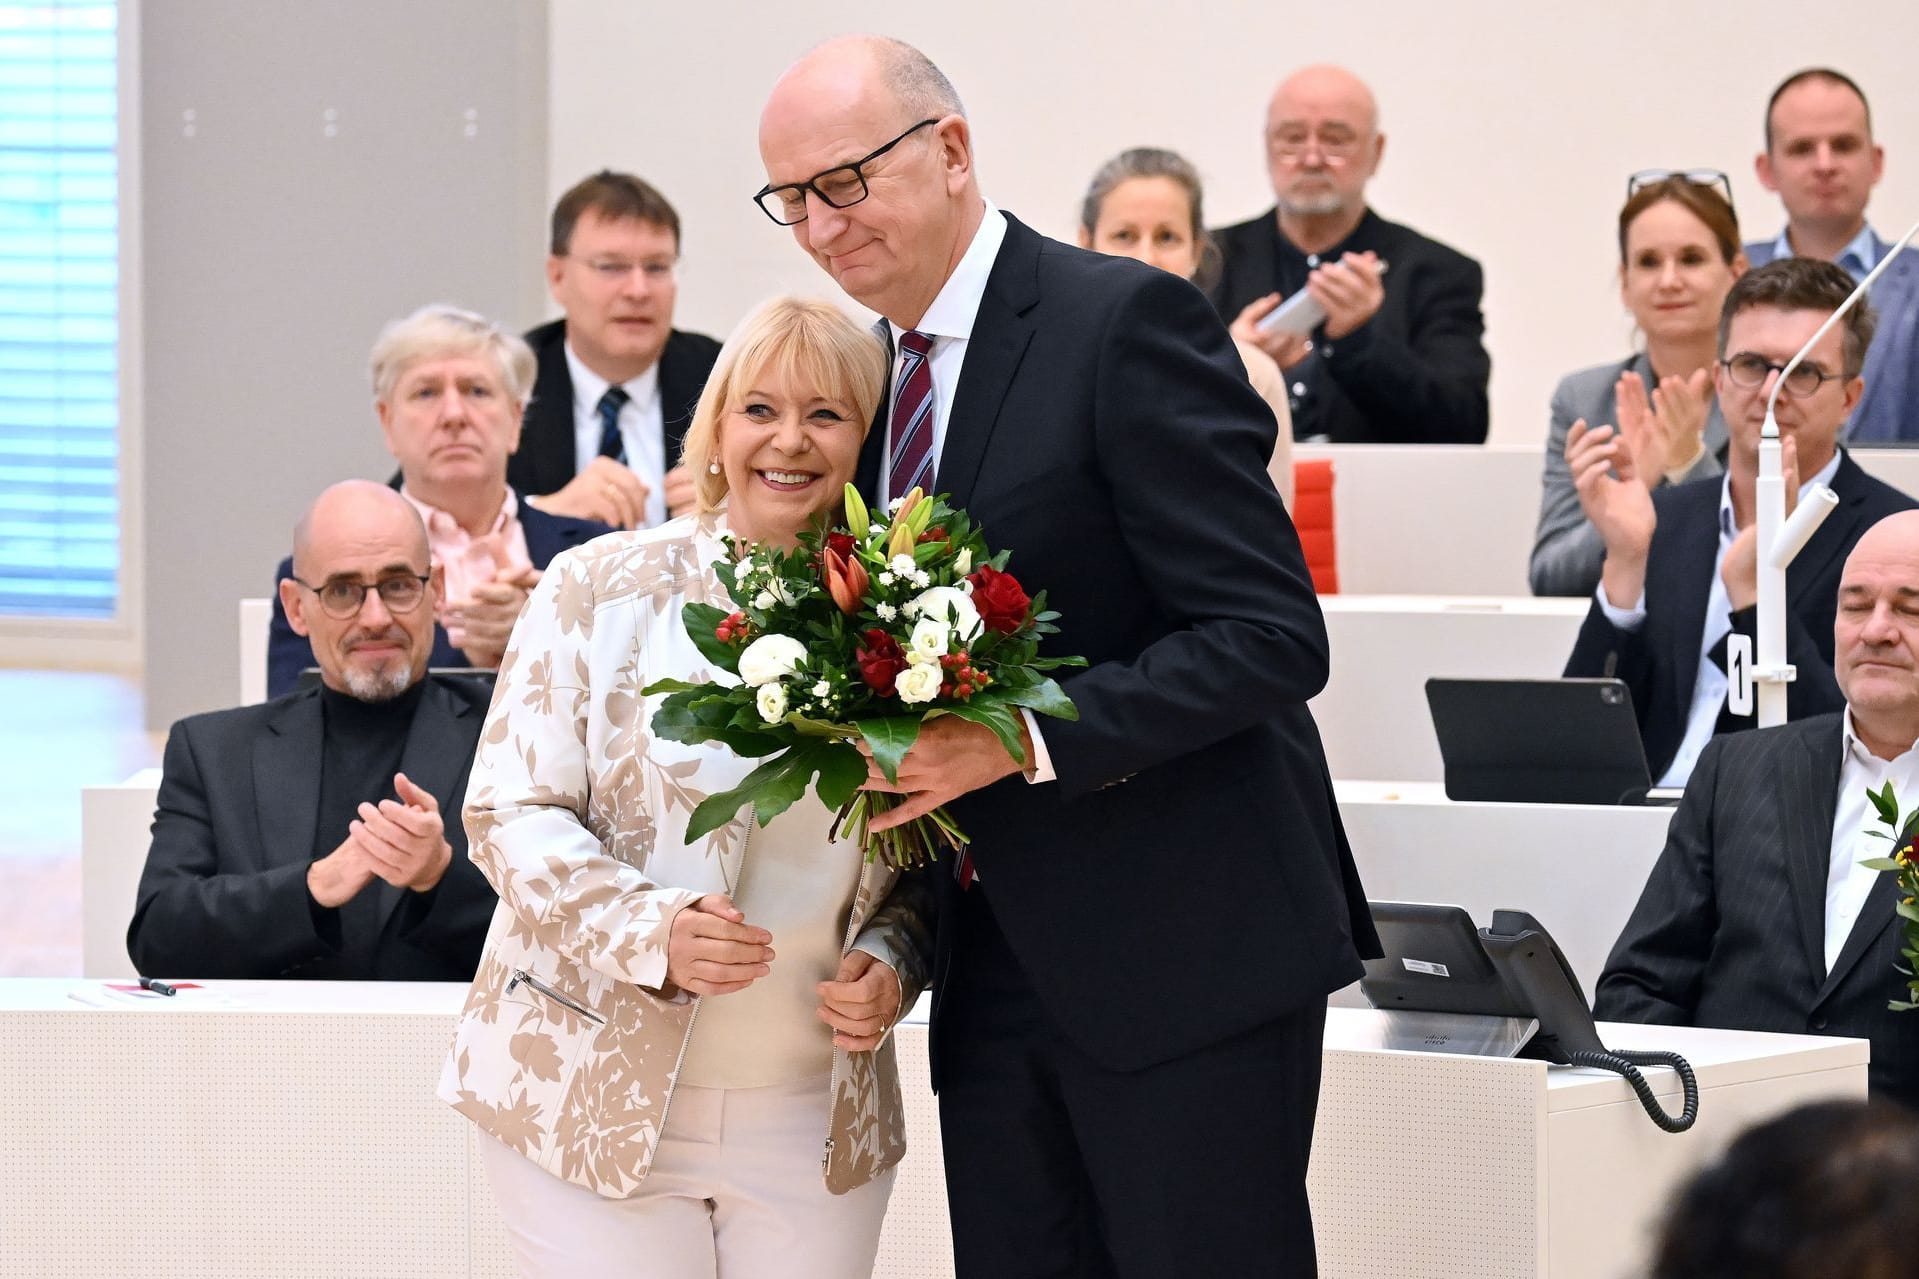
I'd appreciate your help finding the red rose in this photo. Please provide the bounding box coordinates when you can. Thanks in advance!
[824,531,857,559]
[966,565,1031,635]
[856,628,907,696]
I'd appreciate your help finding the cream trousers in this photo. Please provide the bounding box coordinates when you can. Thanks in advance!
[479,1072,895,1279]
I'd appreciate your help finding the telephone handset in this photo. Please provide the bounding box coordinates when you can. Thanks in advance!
[1362,903,1699,1132]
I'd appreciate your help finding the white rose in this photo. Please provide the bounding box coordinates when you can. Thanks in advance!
[907,586,982,643]
[753,591,775,610]
[756,683,788,723]
[894,662,943,705]
[737,633,807,686]
[955,548,972,575]
[909,617,949,660]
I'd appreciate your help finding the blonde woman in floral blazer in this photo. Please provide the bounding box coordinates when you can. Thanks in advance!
[441,297,933,1278]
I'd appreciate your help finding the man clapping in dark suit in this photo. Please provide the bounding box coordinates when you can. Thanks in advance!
[1564,257,1915,787]
[757,36,1375,1278]
[130,482,495,982]
[512,171,721,529]
[1596,509,1919,1108]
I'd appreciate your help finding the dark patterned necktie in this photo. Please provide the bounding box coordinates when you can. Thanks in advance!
[596,385,630,462]
[887,331,936,500]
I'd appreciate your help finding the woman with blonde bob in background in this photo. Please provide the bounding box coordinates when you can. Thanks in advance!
[1078,146,1296,508]
[441,296,933,1278]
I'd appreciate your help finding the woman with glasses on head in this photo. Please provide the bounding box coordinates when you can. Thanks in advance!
[266,304,612,696]
[1076,147,1296,507]
[441,296,932,1279]
[1531,172,1748,596]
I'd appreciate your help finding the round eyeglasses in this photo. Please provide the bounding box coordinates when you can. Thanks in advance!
[289,573,430,620]
[1719,353,1846,398]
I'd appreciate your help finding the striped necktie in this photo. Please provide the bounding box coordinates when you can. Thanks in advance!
[887,331,936,500]
[595,385,630,462]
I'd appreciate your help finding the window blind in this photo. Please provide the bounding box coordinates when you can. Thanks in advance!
[0,2,118,619]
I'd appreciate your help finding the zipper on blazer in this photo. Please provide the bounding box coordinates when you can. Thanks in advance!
[655,815,757,1157]
[507,967,606,1025]
[823,850,879,1176]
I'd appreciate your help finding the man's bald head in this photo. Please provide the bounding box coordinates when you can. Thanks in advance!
[282,480,438,702]
[1264,64,1384,220]
[1835,510,1919,758]
[291,479,429,581]
[758,36,982,326]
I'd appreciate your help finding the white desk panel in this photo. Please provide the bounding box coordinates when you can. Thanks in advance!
[1313,595,1589,782]
[79,767,163,979]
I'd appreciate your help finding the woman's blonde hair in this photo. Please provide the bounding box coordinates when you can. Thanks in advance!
[368,303,537,409]
[681,296,886,512]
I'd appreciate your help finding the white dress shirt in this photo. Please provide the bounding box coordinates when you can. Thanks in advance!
[1596,450,1843,787]
[1828,710,1919,975]
[876,200,1053,789]
[566,343,667,527]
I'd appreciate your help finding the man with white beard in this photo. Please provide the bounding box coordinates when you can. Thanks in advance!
[128,481,495,981]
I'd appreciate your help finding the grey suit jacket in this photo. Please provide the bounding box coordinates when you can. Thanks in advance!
[1594,714,1919,1108]
[1529,353,1728,597]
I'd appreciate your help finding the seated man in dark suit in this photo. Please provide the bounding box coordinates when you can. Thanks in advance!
[513,170,722,528]
[1595,510,1919,1108]
[1208,64,1489,444]
[1564,257,1916,787]
[131,482,497,980]
[267,304,607,697]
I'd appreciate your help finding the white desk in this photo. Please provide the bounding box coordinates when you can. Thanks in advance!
[79,766,162,979]
[0,982,1864,1279]
[1334,780,1676,1002]
[1297,444,1919,600]
[1312,594,1588,782]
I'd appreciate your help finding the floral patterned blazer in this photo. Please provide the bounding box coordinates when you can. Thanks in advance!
[439,512,934,1197]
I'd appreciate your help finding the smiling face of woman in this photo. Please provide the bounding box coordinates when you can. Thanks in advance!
[717,362,865,548]
[1620,199,1741,345]
[1082,176,1203,279]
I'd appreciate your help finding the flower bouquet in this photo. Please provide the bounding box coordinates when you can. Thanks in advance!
[1863,781,1919,1011]
[640,485,1085,869]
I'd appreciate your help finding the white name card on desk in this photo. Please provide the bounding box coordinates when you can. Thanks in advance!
[1313,595,1588,782]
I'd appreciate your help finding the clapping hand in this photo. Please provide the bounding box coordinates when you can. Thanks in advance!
[1615,368,1711,487]
[351,771,452,893]
[1567,417,1658,610]
[526,455,650,529]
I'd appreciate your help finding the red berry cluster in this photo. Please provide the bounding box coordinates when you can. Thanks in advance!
[938,650,991,700]
[715,611,750,645]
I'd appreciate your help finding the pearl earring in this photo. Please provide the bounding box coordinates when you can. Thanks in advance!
[707,458,721,475]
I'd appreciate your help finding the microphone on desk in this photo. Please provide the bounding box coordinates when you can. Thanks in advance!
[1734,213,1919,728]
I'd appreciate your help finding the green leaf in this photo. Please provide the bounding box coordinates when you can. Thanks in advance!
[857,716,923,785]
[684,745,823,839]
[639,677,705,697]
[1003,675,1078,721]
[786,714,858,739]
[940,701,1025,763]
[1888,1000,1919,1012]
[813,740,868,811]
[1898,900,1919,924]
[684,602,740,670]
[1870,780,1901,827]
[1860,858,1905,872]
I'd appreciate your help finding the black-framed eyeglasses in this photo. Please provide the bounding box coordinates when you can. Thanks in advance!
[752,118,939,226]
[1627,168,1737,219]
[289,573,430,620]
[1720,353,1847,398]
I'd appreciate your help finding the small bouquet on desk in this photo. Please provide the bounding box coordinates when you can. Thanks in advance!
[1861,781,1919,1010]
[642,485,1085,869]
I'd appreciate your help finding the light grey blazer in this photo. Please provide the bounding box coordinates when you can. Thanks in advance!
[1529,353,1729,597]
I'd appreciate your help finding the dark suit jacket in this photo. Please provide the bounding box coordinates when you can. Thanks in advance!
[508,318,722,497]
[857,213,1378,1076]
[126,676,496,980]
[1205,207,1489,443]
[266,500,608,698]
[1595,714,1919,1107]
[1565,451,1915,780]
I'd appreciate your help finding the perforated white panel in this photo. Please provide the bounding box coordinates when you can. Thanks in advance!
[0,1008,512,1277]
[875,1023,956,1278]
[1310,1049,1545,1279]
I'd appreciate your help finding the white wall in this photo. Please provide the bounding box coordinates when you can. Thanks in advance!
[547,0,1919,447]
